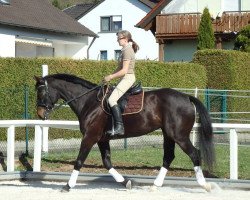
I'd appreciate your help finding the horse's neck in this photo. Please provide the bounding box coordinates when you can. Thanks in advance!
[55,81,91,116]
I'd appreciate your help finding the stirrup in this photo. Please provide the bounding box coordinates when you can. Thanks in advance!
[106,123,124,136]
[106,128,124,136]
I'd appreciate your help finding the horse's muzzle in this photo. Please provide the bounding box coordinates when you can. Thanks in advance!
[37,107,48,120]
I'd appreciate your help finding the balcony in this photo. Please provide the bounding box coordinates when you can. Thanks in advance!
[155,11,250,41]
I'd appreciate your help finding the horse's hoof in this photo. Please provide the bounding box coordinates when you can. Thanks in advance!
[203,183,211,192]
[121,179,132,190]
[61,184,70,193]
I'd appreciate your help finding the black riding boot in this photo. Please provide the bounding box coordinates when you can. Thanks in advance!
[107,105,124,136]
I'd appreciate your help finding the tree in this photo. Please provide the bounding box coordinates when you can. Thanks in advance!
[197,8,215,50]
[234,25,250,52]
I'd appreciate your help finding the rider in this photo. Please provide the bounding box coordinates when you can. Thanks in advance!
[104,30,139,136]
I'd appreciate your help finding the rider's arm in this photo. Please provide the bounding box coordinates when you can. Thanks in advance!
[105,60,130,81]
[110,60,130,79]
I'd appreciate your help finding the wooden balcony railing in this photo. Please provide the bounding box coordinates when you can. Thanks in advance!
[214,11,250,33]
[156,11,250,40]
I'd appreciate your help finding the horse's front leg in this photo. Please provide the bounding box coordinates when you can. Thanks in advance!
[61,136,96,192]
[97,140,132,189]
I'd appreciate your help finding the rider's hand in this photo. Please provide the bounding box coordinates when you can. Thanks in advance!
[104,75,112,82]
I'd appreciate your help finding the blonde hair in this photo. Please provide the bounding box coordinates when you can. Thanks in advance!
[116,30,139,53]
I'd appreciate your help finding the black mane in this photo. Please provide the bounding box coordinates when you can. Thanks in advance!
[44,73,97,89]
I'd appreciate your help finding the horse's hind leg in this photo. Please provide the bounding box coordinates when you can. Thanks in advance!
[154,135,175,187]
[176,138,211,192]
[98,141,132,189]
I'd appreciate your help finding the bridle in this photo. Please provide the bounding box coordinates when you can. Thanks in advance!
[36,80,104,119]
[36,80,56,119]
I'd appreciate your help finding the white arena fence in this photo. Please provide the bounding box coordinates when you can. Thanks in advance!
[0,120,249,180]
[145,87,250,124]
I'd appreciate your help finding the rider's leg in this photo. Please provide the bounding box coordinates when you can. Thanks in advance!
[107,74,135,136]
[107,104,124,135]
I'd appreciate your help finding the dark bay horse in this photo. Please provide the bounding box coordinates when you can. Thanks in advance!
[34,73,215,192]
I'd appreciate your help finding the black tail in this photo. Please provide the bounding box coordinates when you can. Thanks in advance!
[189,95,215,171]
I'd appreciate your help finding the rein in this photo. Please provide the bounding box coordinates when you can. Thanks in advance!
[38,81,104,119]
[53,84,102,111]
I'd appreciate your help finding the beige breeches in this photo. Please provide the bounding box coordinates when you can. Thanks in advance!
[108,74,136,107]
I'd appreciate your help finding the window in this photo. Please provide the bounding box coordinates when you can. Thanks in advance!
[100,50,107,60]
[36,46,54,57]
[100,15,122,32]
[114,50,121,60]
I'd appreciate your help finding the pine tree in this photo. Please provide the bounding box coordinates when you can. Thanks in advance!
[197,8,215,50]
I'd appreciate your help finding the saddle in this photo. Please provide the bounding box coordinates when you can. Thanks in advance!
[101,82,144,115]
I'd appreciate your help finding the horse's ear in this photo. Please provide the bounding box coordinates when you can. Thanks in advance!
[34,76,41,82]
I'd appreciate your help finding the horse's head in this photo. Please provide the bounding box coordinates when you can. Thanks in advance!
[34,76,59,120]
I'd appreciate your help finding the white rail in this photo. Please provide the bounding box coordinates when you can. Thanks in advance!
[0,120,249,179]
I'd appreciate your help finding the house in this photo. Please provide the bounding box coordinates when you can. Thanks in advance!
[64,0,160,60]
[136,0,250,62]
[0,0,97,59]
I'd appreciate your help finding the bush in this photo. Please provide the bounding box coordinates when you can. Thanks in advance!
[192,49,249,90]
[193,49,250,120]
[234,24,250,52]
[0,58,207,140]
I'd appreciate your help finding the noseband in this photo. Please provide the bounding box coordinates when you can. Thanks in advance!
[36,80,54,119]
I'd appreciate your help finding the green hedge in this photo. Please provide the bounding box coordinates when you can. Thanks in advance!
[0,58,207,88]
[0,58,207,120]
[193,49,250,121]
[192,49,250,90]
[0,58,207,140]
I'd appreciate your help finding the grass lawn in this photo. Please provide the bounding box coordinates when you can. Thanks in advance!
[21,144,249,180]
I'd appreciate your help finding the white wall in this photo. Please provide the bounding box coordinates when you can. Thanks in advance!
[242,0,250,10]
[162,0,221,17]
[65,44,88,59]
[53,43,66,58]
[52,40,88,59]
[224,0,239,11]
[78,0,158,60]
[0,26,89,59]
[0,33,15,57]
[162,0,247,17]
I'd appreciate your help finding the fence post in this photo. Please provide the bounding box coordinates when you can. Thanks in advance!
[42,64,48,77]
[42,127,49,153]
[205,88,210,111]
[42,64,49,153]
[221,91,227,123]
[24,85,29,155]
[230,128,238,179]
[7,125,15,172]
[124,138,128,150]
[33,125,42,172]
[192,87,198,148]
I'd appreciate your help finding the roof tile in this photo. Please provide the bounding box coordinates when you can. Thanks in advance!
[0,0,97,36]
